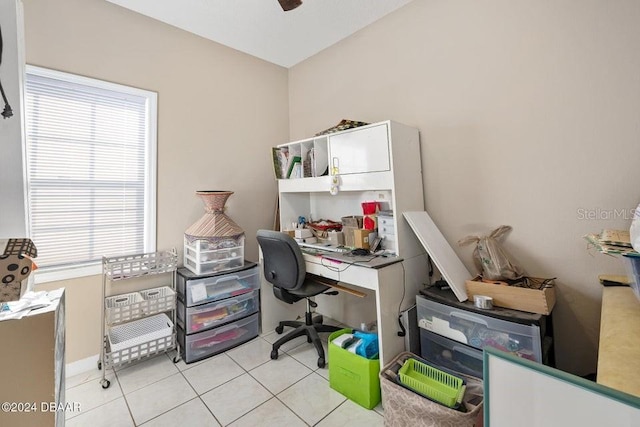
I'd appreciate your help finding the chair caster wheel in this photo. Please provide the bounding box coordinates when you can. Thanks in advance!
[317,357,325,369]
[173,356,180,363]
[271,349,279,360]
[101,379,111,389]
[275,325,284,334]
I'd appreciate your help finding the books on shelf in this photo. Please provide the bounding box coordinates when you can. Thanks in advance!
[286,156,302,179]
[272,147,289,179]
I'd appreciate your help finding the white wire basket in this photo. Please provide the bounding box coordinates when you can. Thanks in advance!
[105,292,145,324]
[107,313,174,365]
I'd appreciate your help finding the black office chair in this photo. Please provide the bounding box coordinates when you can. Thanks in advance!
[257,229,341,368]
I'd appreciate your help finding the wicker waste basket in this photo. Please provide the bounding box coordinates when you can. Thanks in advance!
[380,351,484,427]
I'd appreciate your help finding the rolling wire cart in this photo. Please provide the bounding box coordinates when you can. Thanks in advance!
[99,249,179,389]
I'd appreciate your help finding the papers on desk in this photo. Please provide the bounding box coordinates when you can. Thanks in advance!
[320,252,403,269]
[584,229,639,256]
[0,289,64,321]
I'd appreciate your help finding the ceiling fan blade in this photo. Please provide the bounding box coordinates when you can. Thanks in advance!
[278,0,303,12]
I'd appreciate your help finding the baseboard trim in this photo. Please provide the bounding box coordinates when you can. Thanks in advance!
[66,354,99,378]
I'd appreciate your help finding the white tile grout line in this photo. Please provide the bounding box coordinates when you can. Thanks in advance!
[66,332,366,426]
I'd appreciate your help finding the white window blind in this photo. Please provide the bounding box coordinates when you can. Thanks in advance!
[24,66,157,276]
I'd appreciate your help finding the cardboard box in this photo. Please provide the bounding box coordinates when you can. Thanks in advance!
[353,229,370,249]
[343,228,357,248]
[341,215,363,229]
[465,276,556,315]
[0,238,37,303]
[342,216,363,248]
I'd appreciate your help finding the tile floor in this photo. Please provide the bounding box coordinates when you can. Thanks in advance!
[65,323,384,426]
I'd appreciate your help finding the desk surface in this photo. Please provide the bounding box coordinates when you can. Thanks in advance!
[301,247,403,269]
[597,286,640,397]
[319,252,403,269]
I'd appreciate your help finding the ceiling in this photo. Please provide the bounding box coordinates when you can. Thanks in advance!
[106,0,415,68]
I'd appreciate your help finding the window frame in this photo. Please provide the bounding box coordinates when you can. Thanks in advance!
[24,65,158,284]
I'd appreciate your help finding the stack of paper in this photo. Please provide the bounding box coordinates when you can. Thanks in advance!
[584,229,638,256]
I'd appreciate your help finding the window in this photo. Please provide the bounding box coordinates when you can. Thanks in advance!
[24,66,157,283]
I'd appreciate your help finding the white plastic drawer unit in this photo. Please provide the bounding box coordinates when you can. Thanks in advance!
[420,329,483,379]
[377,215,395,228]
[417,296,542,362]
[177,289,259,333]
[179,313,259,363]
[177,265,259,307]
[183,237,244,276]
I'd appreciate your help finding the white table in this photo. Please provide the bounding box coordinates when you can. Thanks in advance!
[260,252,411,369]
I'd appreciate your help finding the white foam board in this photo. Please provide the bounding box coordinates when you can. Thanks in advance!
[404,211,471,302]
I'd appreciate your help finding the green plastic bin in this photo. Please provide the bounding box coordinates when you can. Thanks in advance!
[328,329,381,409]
[398,357,466,408]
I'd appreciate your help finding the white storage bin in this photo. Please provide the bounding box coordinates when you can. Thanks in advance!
[417,295,542,362]
[183,236,245,275]
[104,250,178,281]
[179,313,259,363]
[177,289,259,333]
[140,286,176,316]
[107,313,174,365]
[105,292,144,324]
[177,265,260,307]
[420,328,484,379]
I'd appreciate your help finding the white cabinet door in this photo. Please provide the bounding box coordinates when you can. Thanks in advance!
[328,123,390,175]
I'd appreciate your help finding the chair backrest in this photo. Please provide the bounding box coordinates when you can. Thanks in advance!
[256,229,306,292]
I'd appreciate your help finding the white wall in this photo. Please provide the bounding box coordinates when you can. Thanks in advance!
[289,0,640,375]
[0,0,26,236]
[22,0,288,363]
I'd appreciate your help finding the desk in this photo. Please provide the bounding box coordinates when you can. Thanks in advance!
[597,286,640,397]
[260,252,427,369]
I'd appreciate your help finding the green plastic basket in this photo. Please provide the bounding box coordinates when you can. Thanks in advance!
[398,358,466,408]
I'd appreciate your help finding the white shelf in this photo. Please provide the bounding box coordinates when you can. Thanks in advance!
[100,249,178,386]
[275,120,426,259]
[103,250,178,281]
[105,286,177,325]
[278,171,394,193]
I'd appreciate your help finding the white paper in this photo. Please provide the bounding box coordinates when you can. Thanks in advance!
[0,290,57,321]
[190,283,208,303]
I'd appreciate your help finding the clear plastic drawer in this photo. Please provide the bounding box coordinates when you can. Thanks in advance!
[177,289,259,333]
[183,237,245,276]
[417,295,542,362]
[420,329,483,378]
[178,313,259,363]
[178,265,259,307]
